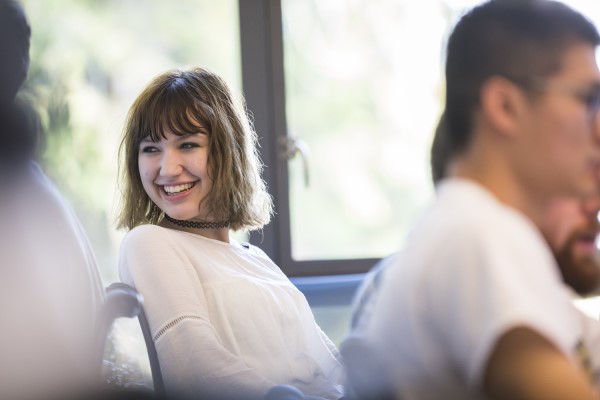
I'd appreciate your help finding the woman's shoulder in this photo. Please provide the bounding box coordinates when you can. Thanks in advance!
[121,224,174,249]
[235,242,287,276]
[125,223,169,238]
[237,241,271,260]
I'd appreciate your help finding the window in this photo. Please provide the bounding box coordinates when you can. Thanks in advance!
[241,0,600,276]
[282,0,446,262]
[23,0,600,282]
[242,0,465,276]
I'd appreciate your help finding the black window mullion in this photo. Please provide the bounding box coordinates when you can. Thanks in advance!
[239,0,291,267]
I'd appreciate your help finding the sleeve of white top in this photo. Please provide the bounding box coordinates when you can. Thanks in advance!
[119,226,275,399]
[317,325,340,360]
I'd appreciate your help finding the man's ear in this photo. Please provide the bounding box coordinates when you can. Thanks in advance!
[479,76,527,138]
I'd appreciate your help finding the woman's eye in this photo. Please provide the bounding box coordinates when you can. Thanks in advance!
[181,142,201,150]
[140,146,158,153]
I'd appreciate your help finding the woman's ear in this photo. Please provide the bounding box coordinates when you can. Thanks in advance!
[479,76,528,138]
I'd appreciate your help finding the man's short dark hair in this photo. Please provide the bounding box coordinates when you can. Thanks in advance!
[430,112,450,185]
[445,0,600,155]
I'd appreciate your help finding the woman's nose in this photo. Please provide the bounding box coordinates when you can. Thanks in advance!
[159,150,183,176]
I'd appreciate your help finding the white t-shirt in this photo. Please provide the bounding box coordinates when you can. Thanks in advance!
[119,224,343,400]
[360,178,588,399]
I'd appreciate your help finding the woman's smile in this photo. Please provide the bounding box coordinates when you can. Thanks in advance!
[161,181,197,196]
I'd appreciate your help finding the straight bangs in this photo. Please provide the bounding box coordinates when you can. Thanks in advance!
[138,84,211,145]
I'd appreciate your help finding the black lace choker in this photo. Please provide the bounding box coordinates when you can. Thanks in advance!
[164,214,230,229]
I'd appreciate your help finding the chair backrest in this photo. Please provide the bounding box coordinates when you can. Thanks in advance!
[138,303,166,398]
[99,283,144,376]
[103,282,166,397]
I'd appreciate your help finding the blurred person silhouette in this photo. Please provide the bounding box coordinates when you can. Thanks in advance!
[0,0,105,399]
[343,112,600,398]
[117,67,343,400]
[344,1,600,399]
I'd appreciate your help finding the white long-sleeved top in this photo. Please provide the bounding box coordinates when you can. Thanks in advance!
[119,224,343,400]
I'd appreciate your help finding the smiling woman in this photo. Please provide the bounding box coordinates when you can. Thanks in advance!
[116,67,344,400]
[118,68,271,234]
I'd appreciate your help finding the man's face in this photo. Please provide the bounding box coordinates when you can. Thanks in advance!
[542,195,600,295]
[515,43,600,200]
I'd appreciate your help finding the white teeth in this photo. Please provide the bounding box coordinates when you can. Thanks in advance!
[163,183,194,195]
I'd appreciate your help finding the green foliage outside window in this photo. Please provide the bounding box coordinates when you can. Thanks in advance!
[21,0,240,281]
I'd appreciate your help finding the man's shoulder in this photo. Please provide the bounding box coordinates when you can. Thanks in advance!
[433,178,539,237]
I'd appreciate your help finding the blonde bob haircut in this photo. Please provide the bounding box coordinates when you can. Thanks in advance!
[117,67,273,232]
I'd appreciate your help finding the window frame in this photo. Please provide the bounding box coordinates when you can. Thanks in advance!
[239,0,379,277]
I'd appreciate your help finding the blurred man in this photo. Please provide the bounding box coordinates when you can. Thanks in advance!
[343,113,600,398]
[348,1,600,399]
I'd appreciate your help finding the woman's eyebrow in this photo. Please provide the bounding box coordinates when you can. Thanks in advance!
[185,124,209,136]
[196,125,209,135]
[174,131,208,141]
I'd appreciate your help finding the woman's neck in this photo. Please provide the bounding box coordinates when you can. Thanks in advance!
[158,218,230,242]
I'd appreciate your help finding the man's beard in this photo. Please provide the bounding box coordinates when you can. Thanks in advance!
[555,225,600,295]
